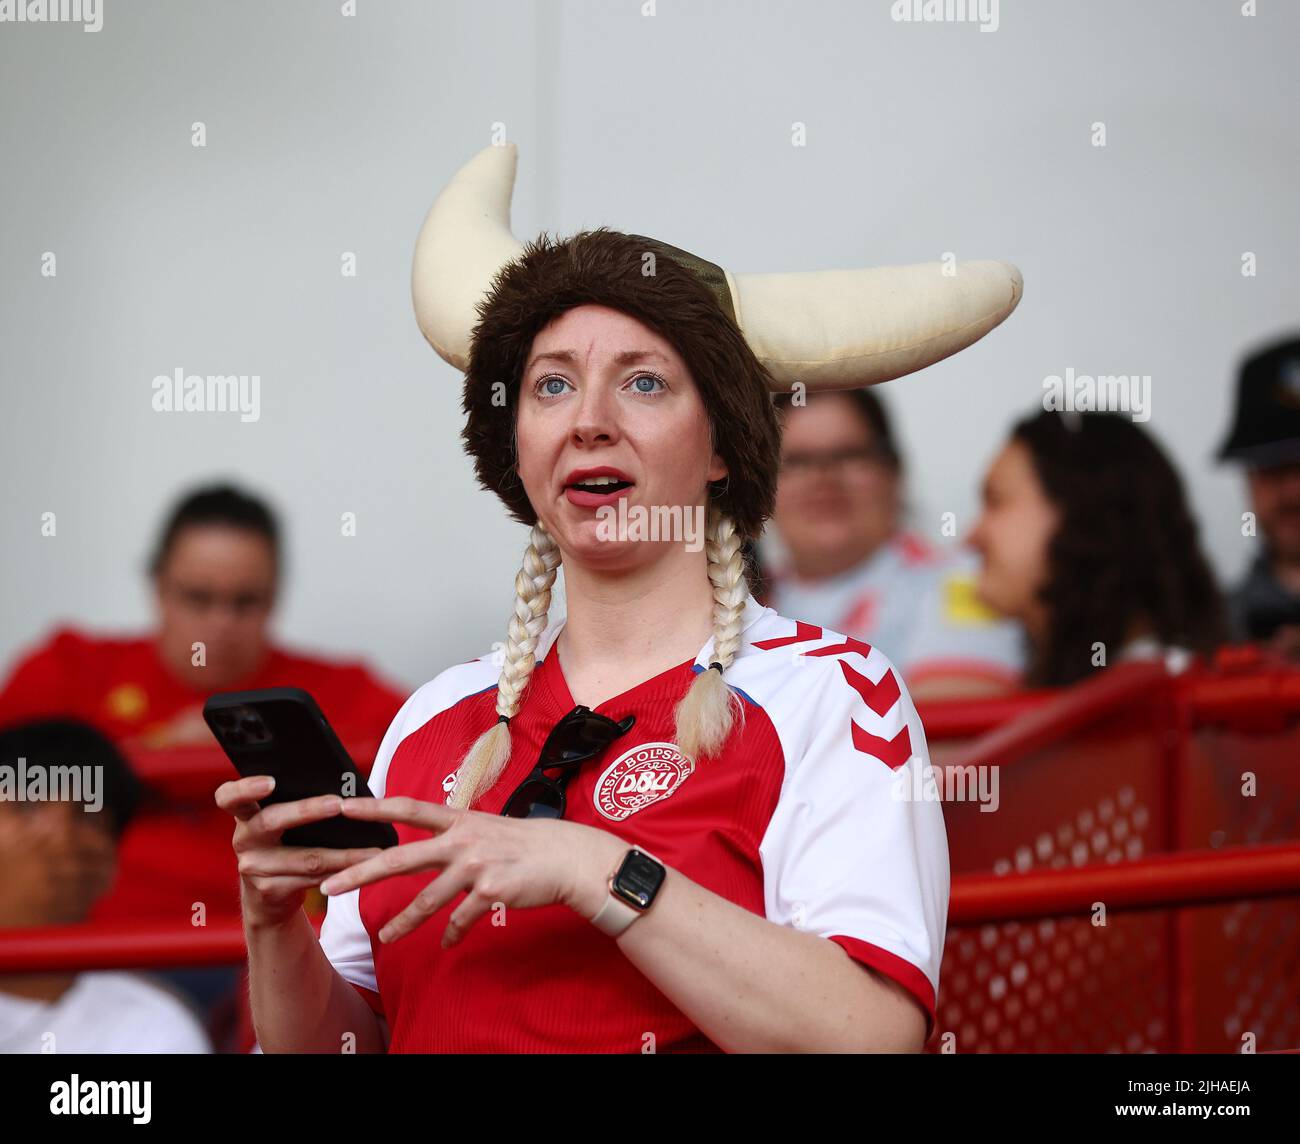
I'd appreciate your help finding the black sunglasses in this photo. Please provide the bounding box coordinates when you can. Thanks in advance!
[500,705,636,820]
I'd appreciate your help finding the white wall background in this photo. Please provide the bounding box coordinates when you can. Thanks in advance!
[2,0,1297,690]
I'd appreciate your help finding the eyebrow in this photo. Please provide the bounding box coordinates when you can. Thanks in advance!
[525,349,670,373]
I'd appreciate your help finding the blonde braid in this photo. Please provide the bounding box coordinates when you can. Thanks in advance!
[448,521,562,810]
[672,505,748,764]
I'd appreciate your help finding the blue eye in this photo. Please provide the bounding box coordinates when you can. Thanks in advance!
[536,375,572,398]
[629,372,666,394]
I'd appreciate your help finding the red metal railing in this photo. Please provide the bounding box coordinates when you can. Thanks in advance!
[4,840,1296,974]
[928,649,1300,1053]
[949,840,1300,924]
[916,644,1300,741]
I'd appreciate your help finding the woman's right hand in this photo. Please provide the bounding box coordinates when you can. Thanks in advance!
[214,776,384,929]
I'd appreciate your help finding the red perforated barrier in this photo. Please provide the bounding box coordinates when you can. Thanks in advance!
[929,656,1300,1053]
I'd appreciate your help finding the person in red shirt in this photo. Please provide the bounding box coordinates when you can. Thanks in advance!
[215,144,1022,1053]
[0,484,406,924]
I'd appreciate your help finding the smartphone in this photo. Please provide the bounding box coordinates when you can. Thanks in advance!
[203,687,398,850]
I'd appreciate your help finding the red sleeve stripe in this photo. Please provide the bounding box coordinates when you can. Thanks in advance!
[805,635,875,662]
[849,721,913,769]
[828,934,936,1041]
[753,620,824,650]
[837,658,901,717]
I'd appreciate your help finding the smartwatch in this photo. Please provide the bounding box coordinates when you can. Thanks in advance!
[590,846,666,937]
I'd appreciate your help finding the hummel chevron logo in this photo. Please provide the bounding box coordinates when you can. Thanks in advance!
[756,623,912,769]
[850,721,912,770]
[842,660,915,769]
[840,660,912,768]
[837,658,899,717]
[754,623,876,665]
[752,620,824,650]
[804,636,875,662]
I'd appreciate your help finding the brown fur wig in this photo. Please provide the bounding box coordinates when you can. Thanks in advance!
[460,227,782,541]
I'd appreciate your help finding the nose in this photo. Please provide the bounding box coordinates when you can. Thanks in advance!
[568,380,620,448]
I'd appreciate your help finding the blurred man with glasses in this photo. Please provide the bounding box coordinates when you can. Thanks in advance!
[759,390,1024,699]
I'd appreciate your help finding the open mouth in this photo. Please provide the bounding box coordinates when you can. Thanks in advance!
[564,470,636,507]
[568,476,634,494]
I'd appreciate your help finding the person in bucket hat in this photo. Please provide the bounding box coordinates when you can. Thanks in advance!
[1218,335,1300,653]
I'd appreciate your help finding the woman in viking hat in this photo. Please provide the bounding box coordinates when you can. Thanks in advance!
[216,144,1021,1053]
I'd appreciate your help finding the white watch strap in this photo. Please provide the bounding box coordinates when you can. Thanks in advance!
[590,891,641,937]
[590,846,664,937]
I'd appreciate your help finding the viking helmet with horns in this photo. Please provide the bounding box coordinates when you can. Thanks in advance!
[412,142,1022,394]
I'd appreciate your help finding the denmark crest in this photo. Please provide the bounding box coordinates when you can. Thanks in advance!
[593,741,694,821]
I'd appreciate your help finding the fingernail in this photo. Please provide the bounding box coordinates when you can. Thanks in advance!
[256,776,275,793]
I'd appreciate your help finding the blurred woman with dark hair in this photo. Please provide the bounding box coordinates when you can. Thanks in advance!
[969,410,1228,688]
[0,482,406,926]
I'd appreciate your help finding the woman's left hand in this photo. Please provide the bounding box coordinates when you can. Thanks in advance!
[318,797,624,947]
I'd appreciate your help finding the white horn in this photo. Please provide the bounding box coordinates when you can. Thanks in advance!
[411,143,524,370]
[727,260,1024,392]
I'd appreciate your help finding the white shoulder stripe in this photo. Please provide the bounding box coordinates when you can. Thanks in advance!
[366,656,501,798]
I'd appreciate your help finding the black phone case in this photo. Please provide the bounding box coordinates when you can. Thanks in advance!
[203,687,398,850]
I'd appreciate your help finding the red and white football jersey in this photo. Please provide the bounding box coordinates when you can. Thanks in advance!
[319,593,949,1052]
